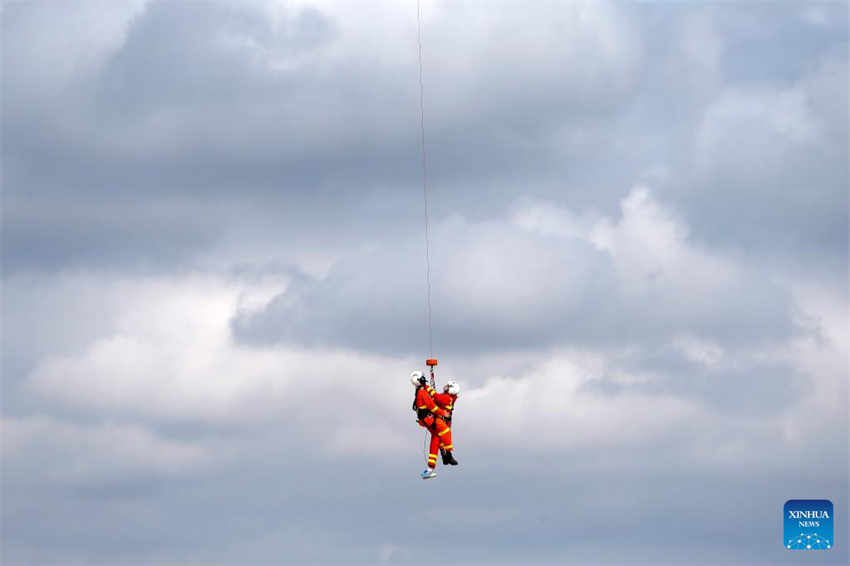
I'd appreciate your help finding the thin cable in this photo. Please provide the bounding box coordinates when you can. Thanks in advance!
[423,431,429,465]
[417,0,434,357]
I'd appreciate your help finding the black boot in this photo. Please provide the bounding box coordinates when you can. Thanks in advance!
[444,451,458,466]
[440,449,450,465]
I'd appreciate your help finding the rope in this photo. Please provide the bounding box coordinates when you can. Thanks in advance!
[416,0,435,467]
[423,430,429,468]
[417,0,434,358]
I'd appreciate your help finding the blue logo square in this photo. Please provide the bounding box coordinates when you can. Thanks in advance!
[784,499,833,550]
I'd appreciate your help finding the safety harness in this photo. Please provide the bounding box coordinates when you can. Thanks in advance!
[443,394,455,425]
[412,361,443,429]
[412,384,432,423]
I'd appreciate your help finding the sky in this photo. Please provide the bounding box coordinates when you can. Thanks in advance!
[1,1,848,564]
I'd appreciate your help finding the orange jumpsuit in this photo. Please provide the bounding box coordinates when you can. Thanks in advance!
[433,392,456,416]
[432,392,457,452]
[414,386,453,469]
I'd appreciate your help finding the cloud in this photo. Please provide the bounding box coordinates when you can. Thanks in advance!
[234,187,795,359]
[2,1,847,564]
[5,262,846,565]
[15,259,845,456]
[2,415,207,486]
[21,275,411,431]
[675,56,848,261]
[3,0,649,275]
[4,0,644,194]
[5,0,844,280]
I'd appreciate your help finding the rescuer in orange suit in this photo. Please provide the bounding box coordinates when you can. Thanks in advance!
[433,379,459,465]
[411,371,458,479]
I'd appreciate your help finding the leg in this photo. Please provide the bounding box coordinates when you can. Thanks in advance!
[435,418,452,452]
[435,418,458,466]
[428,430,440,469]
[418,417,439,479]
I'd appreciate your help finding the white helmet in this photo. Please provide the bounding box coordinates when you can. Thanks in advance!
[410,370,425,387]
[444,379,460,396]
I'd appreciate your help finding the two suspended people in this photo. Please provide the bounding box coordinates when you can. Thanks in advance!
[411,365,460,480]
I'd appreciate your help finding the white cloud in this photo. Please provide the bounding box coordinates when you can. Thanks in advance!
[24,274,414,428]
[2,0,148,107]
[461,350,701,452]
[439,214,591,323]
[513,187,740,318]
[696,85,822,175]
[591,187,737,294]
[801,4,830,27]
[676,9,724,95]
[3,4,846,561]
[672,334,725,367]
[2,415,207,485]
[783,284,849,418]
[20,245,840,467]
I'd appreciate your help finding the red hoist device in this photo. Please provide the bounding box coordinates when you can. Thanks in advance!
[426,358,438,388]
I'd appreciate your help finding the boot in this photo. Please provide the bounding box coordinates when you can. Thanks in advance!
[444,451,458,466]
[441,449,451,465]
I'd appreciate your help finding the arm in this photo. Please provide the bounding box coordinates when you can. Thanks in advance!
[433,392,453,410]
[416,387,448,418]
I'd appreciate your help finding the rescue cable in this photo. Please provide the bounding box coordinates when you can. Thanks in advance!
[417,0,434,361]
[417,1,440,463]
